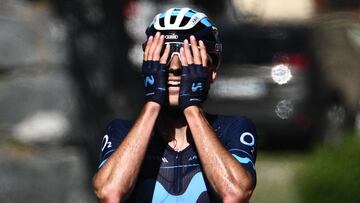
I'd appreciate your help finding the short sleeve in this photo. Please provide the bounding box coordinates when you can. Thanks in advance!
[223,116,257,183]
[98,119,132,169]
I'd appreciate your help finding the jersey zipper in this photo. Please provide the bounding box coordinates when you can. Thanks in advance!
[175,152,181,195]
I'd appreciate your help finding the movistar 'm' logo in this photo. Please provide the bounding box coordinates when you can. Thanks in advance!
[191,82,203,92]
[144,75,155,87]
[138,172,207,202]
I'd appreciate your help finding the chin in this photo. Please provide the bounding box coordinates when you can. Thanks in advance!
[168,95,179,107]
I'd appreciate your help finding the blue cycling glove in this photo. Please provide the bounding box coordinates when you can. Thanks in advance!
[142,61,168,105]
[179,64,210,110]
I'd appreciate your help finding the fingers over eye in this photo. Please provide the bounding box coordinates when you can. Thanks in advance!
[148,32,161,60]
[180,47,188,66]
[190,36,201,65]
[199,40,208,67]
[160,44,170,64]
[144,36,153,61]
[183,39,193,65]
[153,34,164,60]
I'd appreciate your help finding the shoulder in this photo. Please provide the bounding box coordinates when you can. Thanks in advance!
[207,113,257,145]
[107,119,133,129]
[100,119,133,153]
[105,119,134,138]
[207,113,256,132]
[209,114,257,161]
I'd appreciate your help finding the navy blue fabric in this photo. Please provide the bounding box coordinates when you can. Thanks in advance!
[99,114,257,202]
[179,64,210,110]
[142,61,168,105]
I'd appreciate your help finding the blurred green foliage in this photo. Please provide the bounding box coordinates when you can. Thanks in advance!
[297,131,360,203]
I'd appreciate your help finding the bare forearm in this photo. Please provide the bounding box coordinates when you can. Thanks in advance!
[93,102,160,201]
[184,106,254,201]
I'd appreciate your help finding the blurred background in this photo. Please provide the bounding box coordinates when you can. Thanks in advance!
[0,0,359,202]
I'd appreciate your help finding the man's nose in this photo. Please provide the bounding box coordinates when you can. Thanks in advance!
[169,55,181,70]
[168,55,182,75]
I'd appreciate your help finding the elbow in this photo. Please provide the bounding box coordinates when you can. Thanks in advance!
[223,188,253,203]
[93,176,122,203]
[222,180,255,203]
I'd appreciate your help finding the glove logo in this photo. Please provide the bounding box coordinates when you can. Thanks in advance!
[144,75,155,87]
[191,82,203,92]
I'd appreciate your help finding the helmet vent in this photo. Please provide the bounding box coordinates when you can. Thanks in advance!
[170,16,176,24]
[179,16,190,27]
[189,10,196,14]
[159,17,165,27]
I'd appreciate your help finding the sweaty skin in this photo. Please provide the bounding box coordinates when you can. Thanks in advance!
[92,32,169,203]
[180,36,255,202]
[92,32,255,203]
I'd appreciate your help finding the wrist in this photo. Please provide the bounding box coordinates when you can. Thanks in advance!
[142,61,168,106]
[144,101,161,113]
[183,105,202,117]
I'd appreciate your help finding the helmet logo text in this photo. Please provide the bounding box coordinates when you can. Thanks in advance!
[165,34,178,40]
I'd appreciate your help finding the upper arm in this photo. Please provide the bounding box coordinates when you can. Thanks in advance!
[222,116,257,183]
[98,119,132,169]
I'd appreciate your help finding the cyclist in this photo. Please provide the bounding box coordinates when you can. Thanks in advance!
[93,7,257,203]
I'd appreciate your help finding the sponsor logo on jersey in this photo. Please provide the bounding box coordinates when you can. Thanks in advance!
[188,155,198,161]
[240,132,255,147]
[138,172,207,202]
[161,157,168,163]
[101,134,112,152]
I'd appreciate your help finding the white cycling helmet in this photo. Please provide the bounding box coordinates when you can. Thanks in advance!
[145,7,222,68]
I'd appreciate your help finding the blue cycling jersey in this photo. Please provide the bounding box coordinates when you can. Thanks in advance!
[98,114,257,202]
